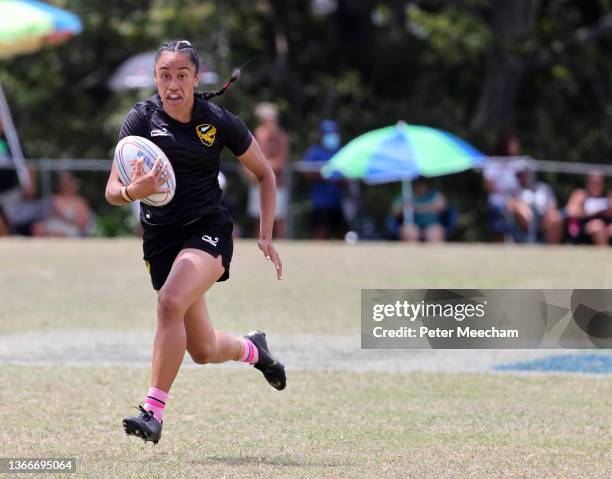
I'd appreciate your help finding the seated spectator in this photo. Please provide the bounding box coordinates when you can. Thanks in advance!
[390,177,447,242]
[0,211,8,235]
[483,132,521,240]
[0,128,19,235]
[564,170,611,246]
[302,119,348,239]
[0,120,53,236]
[510,161,563,244]
[32,172,93,237]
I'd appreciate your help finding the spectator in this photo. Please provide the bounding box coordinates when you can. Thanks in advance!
[0,135,14,235]
[483,132,521,241]
[564,170,611,246]
[0,121,48,236]
[32,172,93,237]
[513,160,563,244]
[390,177,447,242]
[246,102,289,238]
[302,119,348,239]
[0,208,8,235]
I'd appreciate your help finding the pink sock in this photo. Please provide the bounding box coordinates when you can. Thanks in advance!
[237,338,259,364]
[143,387,168,423]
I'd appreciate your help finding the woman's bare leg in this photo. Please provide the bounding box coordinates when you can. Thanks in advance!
[184,295,242,364]
[151,249,224,392]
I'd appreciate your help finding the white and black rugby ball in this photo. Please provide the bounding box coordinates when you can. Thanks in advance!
[114,136,176,207]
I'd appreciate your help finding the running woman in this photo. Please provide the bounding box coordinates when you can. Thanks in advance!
[105,40,286,445]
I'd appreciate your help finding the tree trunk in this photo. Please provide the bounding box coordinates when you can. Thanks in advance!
[336,0,375,73]
[470,0,541,131]
[267,0,305,111]
[470,50,528,131]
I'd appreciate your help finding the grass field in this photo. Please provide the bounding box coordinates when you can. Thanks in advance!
[1,239,611,478]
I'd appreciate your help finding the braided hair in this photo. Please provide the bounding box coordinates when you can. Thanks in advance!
[155,40,240,100]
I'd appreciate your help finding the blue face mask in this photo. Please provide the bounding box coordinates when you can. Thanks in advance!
[322,133,340,150]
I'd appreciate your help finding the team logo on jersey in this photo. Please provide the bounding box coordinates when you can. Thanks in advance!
[150,127,169,137]
[196,124,217,147]
[202,235,219,247]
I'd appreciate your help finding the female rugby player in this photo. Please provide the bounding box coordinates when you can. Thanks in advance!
[105,40,285,445]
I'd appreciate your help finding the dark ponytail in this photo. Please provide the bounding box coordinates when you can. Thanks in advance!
[201,68,241,100]
[155,39,241,101]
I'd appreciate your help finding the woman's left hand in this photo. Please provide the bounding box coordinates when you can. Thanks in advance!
[258,239,283,280]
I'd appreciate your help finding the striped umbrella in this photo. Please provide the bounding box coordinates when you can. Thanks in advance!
[322,122,483,184]
[322,122,483,223]
[0,0,82,59]
[0,0,82,190]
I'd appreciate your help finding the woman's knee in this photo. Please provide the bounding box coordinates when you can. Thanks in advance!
[188,341,216,364]
[157,290,187,323]
[425,224,445,242]
[585,219,605,234]
[400,224,420,242]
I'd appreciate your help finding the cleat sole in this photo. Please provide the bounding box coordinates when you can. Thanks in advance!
[254,360,286,390]
[123,419,156,443]
[246,330,287,391]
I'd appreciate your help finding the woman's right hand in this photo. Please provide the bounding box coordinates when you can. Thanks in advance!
[127,157,170,200]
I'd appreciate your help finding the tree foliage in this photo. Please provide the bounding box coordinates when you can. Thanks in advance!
[2,0,612,236]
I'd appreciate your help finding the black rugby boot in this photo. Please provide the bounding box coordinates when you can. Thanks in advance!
[122,406,162,444]
[245,330,286,390]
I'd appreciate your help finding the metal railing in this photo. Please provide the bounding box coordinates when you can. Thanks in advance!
[1,156,610,240]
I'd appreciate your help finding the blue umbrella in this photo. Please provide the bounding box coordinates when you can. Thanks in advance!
[322,122,484,223]
[322,121,484,183]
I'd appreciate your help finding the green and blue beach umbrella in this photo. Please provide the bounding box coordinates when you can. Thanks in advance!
[322,122,484,184]
[322,122,483,224]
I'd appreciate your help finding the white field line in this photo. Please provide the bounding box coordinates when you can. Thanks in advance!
[0,329,604,374]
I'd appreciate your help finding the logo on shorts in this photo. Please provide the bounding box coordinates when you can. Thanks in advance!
[145,260,151,273]
[202,235,219,247]
[196,124,217,147]
[150,127,169,137]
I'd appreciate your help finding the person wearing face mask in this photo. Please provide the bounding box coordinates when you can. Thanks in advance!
[302,120,348,239]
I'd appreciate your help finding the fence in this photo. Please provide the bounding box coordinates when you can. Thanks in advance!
[2,156,611,240]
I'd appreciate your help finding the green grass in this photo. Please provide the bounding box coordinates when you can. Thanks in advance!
[1,239,611,335]
[1,239,611,478]
[1,366,610,478]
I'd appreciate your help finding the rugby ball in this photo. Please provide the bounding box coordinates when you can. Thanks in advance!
[114,136,176,207]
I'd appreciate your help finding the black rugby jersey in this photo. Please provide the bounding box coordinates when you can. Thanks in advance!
[119,93,252,228]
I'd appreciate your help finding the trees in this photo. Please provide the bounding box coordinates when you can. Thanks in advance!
[1,0,611,236]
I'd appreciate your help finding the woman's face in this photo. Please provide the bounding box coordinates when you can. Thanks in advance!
[154,51,199,115]
[507,137,520,157]
[586,173,605,197]
[59,173,77,195]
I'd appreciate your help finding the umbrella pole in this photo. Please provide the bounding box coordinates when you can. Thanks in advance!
[402,179,414,226]
[0,83,30,191]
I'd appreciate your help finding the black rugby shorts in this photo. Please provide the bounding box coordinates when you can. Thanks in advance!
[142,209,233,290]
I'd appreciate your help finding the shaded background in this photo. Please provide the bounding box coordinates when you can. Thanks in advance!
[3,0,612,238]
